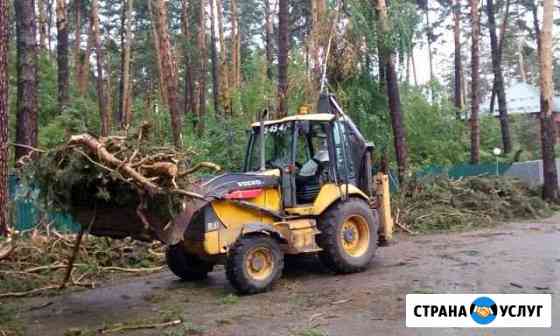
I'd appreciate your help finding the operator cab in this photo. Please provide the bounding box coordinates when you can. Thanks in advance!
[243,95,374,208]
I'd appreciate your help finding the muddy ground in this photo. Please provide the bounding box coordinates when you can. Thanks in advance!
[2,215,559,336]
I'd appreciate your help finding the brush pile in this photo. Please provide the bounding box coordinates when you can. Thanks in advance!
[18,123,220,241]
[0,228,165,298]
[394,176,555,233]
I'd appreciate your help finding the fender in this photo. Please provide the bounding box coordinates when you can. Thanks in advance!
[241,222,287,242]
[312,183,370,215]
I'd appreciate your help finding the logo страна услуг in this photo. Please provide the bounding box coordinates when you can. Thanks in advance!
[406,294,551,328]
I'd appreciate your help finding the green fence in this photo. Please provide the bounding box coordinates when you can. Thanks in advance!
[9,175,80,233]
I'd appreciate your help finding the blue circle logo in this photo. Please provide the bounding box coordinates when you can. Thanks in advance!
[470,297,498,325]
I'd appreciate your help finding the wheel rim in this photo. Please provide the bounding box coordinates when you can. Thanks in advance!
[340,215,370,257]
[245,246,274,281]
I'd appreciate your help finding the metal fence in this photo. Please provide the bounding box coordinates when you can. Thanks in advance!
[8,175,80,233]
[504,159,560,188]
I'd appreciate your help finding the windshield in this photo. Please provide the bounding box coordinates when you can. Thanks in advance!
[245,122,294,171]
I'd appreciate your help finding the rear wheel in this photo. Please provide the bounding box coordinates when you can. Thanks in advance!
[226,236,284,294]
[166,243,214,281]
[316,198,378,273]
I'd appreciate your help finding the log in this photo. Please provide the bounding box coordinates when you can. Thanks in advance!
[69,134,161,193]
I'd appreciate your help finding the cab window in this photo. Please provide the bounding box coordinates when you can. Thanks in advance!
[333,121,355,182]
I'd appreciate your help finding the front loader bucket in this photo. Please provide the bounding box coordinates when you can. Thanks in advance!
[70,186,209,245]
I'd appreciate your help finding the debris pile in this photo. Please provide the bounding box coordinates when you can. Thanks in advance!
[19,123,220,241]
[394,176,554,233]
[0,228,165,298]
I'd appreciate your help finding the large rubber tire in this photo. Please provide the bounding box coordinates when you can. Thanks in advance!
[166,243,214,281]
[226,236,284,295]
[316,198,378,273]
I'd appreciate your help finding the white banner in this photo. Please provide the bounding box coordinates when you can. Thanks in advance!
[406,294,551,328]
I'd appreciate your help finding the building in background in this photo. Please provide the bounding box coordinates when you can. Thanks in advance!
[480,81,560,118]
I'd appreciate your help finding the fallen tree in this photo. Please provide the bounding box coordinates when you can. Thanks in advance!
[18,123,221,243]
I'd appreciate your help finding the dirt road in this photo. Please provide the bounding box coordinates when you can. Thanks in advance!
[3,215,559,336]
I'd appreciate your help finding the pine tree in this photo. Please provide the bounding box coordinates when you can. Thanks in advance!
[91,0,110,136]
[0,0,9,236]
[452,0,463,116]
[539,0,559,201]
[14,0,39,162]
[376,0,409,183]
[119,0,134,127]
[469,0,481,164]
[152,0,183,147]
[487,0,512,153]
[277,0,289,118]
[56,0,70,112]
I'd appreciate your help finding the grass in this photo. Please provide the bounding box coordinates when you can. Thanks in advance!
[63,328,96,336]
[297,328,327,336]
[411,287,434,294]
[220,293,240,305]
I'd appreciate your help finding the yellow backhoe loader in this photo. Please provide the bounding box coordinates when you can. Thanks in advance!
[167,94,394,294]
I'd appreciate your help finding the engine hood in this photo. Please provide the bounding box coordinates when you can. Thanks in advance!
[200,173,279,198]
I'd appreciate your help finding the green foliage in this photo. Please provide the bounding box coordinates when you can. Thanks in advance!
[402,88,468,167]
[39,96,99,147]
[184,114,250,172]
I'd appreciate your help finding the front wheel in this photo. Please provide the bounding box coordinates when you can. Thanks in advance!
[226,236,284,294]
[316,198,378,273]
[166,243,214,281]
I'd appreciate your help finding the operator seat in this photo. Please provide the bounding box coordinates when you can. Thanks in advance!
[295,150,328,204]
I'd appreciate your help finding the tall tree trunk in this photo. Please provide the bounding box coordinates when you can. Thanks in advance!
[310,0,326,88]
[73,0,81,69]
[38,0,48,50]
[411,46,418,86]
[77,25,92,96]
[452,0,463,117]
[216,0,230,116]
[264,0,274,80]
[152,0,183,148]
[530,0,541,66]
[181,0,194,118]
[424,1,434,93]
[376,0,408,183]
[0,0,9,236]
[91,0,109,136]
[230,0,241,88]
[277,0,289,118]
[119,0,133,127]
[47,0,53,50]
[539,0,559,201]
[56,0,69,112]
[106,55,113,122]
[148,0,168,108]
[469,0,481,163]
[487,0,511,153]
[14,0,39,162]
[197,0,207,134]
[209,0,221,116]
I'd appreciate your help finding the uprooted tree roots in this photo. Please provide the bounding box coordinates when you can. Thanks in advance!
[393,176,556,233]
